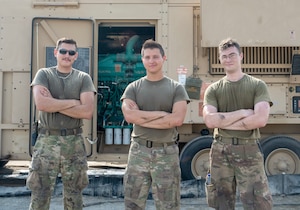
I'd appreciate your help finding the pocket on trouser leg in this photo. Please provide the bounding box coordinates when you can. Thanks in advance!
[75,164,89,191]
[205,183,218,208]
[27,171,42,191]
[26,158,42,191]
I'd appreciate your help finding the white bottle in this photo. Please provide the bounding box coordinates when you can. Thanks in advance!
[206,173,211,185]
[177,65,187,86]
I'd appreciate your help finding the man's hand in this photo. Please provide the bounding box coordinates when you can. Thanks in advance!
[127,100,139,110]
[40,86,53,98]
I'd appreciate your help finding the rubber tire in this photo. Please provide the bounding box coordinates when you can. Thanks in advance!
[260,135,300,174]
[179,135,213,180]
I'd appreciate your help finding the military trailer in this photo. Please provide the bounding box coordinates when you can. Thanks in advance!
[0,0,299,180]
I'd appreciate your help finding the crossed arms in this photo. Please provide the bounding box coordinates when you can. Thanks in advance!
[32,85,95,120]
[202,101,270,130]
[121,98,187,129]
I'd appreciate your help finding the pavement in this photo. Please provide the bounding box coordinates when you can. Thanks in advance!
[0,193,300,210]
[0,161,300,209]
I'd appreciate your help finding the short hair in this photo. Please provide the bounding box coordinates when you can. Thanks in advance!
[56,38,77,50]
[141,39,165,57]
[218,38,241,54]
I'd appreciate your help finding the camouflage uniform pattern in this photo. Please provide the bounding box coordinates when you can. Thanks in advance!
[206,139,273,210]
[124,141,181,210]
[27,134,89,210]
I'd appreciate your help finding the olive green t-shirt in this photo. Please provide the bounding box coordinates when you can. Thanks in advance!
[31,67,97,129]
[121,76,190,143]
[203,74,272,139]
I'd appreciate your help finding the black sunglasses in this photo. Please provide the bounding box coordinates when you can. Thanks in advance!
[58,49,77,56]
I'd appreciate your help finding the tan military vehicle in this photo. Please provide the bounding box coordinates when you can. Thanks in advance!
[0,0,299,180]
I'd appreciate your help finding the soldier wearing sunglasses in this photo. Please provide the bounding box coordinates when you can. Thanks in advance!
[27,38,97,210]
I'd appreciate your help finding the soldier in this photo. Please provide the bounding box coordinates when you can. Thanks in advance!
[121,39,190,210]
[27,38,96,210]
[202,38,273,209]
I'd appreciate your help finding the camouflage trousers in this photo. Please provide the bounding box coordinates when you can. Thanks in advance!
[26,134,89,210]
[124,141,181,210]
[206,139,273,210]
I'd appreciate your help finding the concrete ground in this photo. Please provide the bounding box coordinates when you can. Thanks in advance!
[0,194,300,210]
[1,161,300,209]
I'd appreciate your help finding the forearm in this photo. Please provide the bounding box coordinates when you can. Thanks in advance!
[204,109,251,129]
[129,100,187,129]
[140,103,186,129]
[59,103,94,119]
[223,112,268,130]
[222,116,253,130]
[221,101,270,130]
[34,85,79,113]
[121,99,168,124]
[139,113,178,129]
[37,97,79,113]
[60,92,95,119]
[125,109,169,125]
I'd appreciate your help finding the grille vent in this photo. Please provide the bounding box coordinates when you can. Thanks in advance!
[209,47,300,75]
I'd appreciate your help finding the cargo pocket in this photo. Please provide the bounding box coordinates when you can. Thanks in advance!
[26,158,42,191]
[76,170,89,191]
[205,183,218,208]
[75,163,89,191]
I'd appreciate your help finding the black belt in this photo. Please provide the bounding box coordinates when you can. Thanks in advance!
[39,127,82,136]
[216,136,257,145]
[135,139,175,148]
